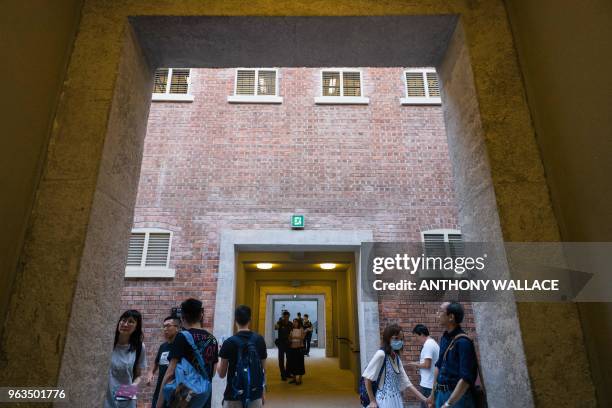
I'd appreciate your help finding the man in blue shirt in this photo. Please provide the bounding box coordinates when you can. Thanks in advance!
[426,302,478,408]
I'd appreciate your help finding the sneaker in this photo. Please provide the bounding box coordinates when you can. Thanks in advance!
[289,379,297,384]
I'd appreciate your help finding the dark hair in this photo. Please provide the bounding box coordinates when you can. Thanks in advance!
[297,312,301,316]
[235,305,251,326]
[293,318,303,329]
[445,302,464,324]
[114,309,143,353]
[412,324,429,336]
[164,316,180,326]
[282,310,290,317]
[304,314,309,318]
[181,298,203,324]
[382,323,402,355]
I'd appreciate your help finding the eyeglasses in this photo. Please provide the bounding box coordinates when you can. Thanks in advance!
[120,319,137,325]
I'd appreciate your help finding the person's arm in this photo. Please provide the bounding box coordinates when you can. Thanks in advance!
[405,385,428,403]
[442,340,476,406]
[217,358,229,378]
[365,379,378,407]
[155,358,177,408]
[146,361,159,385]
[132,344,147,386]
[408,357,432,369]
[426,366,439,407]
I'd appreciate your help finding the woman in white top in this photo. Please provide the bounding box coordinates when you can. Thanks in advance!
[104,309,147,408]
[287,318,306,385]
[362,324,428,408]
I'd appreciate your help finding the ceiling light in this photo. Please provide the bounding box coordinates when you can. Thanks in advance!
[320,263,337,270]
[256,263,273,270]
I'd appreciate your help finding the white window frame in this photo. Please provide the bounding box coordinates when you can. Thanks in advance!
[227,68,283,104]
[400,68,442,105]
[420,228,461,243]
[315,68,369,105]
[152,68,194,102]
[124,228,176,278]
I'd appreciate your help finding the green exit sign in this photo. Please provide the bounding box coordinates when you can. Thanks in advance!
[291,215,305,229]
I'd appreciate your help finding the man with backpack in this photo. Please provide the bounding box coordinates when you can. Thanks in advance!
[426,302,478,408]
[217,305,267,407]
[156,298,219,408]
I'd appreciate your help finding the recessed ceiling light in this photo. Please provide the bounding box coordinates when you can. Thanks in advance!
[320,263,337,270]
[256,263,273,270]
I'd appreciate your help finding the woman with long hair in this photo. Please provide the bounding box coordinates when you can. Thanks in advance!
[286,318,306,385]
[104,309,147,408]
[362,324,428,408]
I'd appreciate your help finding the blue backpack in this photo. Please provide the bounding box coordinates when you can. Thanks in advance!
[359,352,387,407]
[163,330,212,406]
[229,333,265,407]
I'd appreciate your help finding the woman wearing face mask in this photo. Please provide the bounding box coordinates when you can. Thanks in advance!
[362,324,428,408]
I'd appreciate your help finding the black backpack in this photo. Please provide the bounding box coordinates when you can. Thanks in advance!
[230,333,265,407]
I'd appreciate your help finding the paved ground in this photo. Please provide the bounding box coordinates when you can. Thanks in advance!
[264,348,360,407]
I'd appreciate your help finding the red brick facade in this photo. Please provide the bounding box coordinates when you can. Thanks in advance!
[121,67,473,404]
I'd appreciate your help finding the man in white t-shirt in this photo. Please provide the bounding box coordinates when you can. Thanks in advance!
[409,324,440,407]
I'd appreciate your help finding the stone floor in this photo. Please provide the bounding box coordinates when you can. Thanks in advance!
[264,347,360,407]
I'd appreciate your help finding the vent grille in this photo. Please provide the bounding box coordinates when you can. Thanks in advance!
[406,72,426,97]
[448,233,464,257]
[127,233,146,266]
[236,70,256,95]
[154,69,169,93]
[169,69,190,94]
[145,233,171,266]
[426,72,440,97]
[343,72,361,96]
[423,233,447,258]
[322,72,341,96]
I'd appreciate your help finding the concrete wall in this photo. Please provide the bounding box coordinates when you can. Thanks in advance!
[505,1,612,406]
[0,0,83,343]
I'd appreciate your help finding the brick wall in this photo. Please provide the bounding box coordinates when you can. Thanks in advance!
[121,67,471,405]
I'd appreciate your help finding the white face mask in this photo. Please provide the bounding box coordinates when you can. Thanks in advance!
[391,339,404,351]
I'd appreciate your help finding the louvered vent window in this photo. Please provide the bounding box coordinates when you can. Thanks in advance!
[126,230,172,268]
[321,71,362,97]
[402,69,442,104]
[423,230,463,258]
[235,69,278,96]
[153,68,191,95]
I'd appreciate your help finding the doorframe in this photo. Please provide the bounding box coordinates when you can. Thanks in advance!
[212,229,375,406]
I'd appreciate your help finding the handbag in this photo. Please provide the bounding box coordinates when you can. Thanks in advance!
[359,353,386,407]
[162,330,212,408]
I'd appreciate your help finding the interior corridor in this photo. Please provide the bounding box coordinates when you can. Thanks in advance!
[264,348,357,407]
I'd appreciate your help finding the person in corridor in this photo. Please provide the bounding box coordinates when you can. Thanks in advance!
[362,323,428,408]
[426,302,477,408]
[217,305,267,408]
[274,310,292,380]
[156,298,218,408]
[302,314,313,356]
[147,315,180,408]
[408,324,440,408]
[104,309,147,408]
[287,318,306,385]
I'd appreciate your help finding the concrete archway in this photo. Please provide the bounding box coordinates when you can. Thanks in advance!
[1,8,596,408]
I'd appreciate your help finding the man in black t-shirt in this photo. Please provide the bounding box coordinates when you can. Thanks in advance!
[218,305,267,408]
[274,310,292,380]
[156,299,219,408]
[147,315,180,408]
